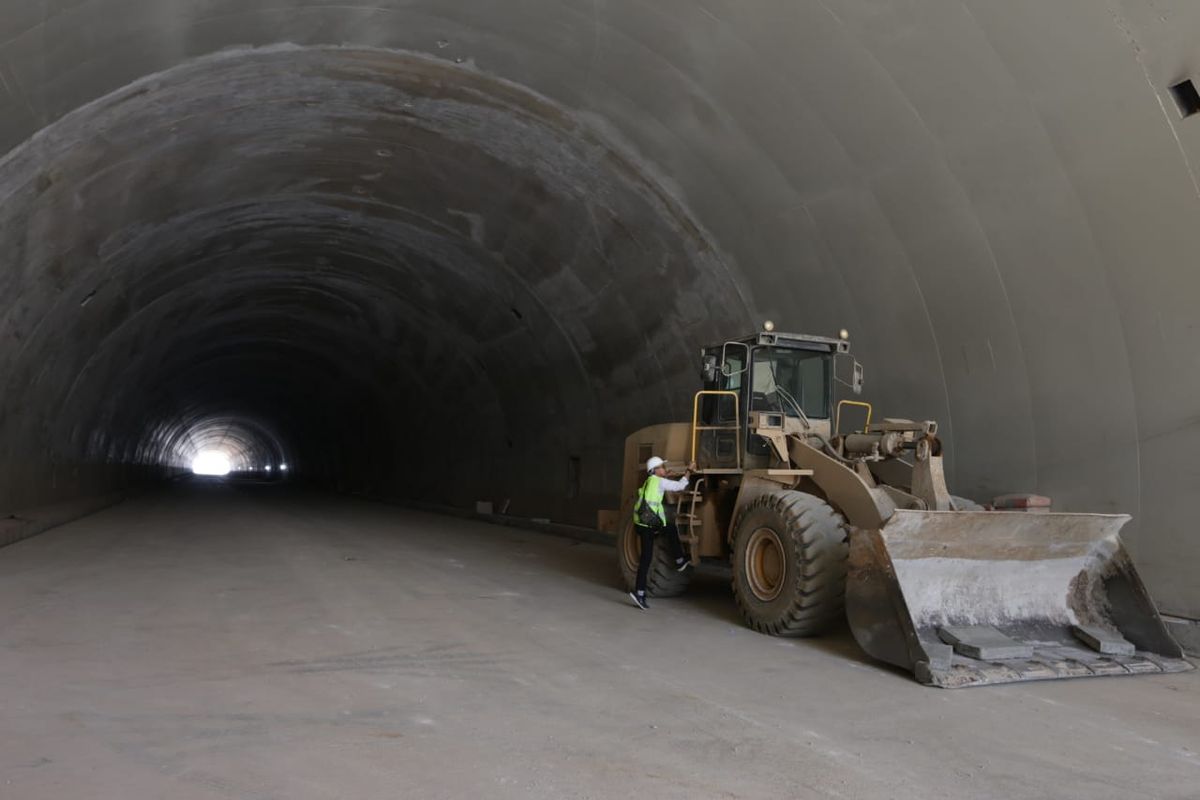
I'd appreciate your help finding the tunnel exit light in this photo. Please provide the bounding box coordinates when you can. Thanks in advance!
[191,451,232,476]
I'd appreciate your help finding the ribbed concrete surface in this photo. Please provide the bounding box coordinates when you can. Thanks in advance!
[1,483,1196,800]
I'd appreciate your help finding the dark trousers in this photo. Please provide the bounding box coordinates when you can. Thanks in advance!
[634,521,685,594]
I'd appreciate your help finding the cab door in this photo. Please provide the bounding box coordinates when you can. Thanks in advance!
[696,346,747,469]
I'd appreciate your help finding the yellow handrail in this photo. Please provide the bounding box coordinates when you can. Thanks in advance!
[835,399,873,437]
[691,390,741,468]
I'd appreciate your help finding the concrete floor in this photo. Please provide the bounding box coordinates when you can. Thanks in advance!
[1,483,1197,799]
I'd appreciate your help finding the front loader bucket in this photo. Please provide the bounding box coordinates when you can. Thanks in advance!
[846,510,1192,688]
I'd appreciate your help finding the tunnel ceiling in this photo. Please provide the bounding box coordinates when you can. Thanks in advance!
[2,2,1200,619]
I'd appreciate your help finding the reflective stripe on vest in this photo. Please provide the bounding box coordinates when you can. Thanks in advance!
[634,474,666,525]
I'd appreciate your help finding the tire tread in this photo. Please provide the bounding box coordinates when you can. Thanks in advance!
[730,490,849,637]
[617,522,691,598]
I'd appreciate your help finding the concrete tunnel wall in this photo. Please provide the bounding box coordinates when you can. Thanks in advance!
[1,1,1198,619]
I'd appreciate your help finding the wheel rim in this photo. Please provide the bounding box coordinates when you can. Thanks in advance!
[744,526,785,601]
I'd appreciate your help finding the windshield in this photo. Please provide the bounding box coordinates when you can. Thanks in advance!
[751,347,831,418]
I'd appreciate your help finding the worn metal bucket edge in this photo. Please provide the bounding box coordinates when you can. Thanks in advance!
[846,510,1192,687]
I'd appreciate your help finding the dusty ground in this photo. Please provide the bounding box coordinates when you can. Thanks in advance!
[1,482,1196,799]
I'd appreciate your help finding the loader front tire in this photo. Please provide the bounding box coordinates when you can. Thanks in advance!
[731,490,849,636]
[617,519,691,598]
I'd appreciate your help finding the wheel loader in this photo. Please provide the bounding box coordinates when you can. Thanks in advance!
[616,324,1192,687]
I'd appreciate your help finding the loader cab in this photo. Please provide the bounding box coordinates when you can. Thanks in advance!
[697,330,852,468]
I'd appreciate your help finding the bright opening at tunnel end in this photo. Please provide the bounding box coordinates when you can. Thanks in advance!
[191,451,232,476]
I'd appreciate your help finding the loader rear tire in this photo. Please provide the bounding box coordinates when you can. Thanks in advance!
[731,490,849,637]
[617,519,691,598]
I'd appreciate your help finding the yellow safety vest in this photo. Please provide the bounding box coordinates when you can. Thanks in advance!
[633,474,666,526]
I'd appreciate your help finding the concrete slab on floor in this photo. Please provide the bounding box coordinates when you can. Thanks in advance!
[0,483,1196,799]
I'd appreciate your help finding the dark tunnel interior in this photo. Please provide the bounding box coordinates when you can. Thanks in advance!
[0,46,751,524]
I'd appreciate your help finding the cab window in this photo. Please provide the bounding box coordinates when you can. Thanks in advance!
[750,347,831,418]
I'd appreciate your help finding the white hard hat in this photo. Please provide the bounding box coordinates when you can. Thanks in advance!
[646,456,665,473]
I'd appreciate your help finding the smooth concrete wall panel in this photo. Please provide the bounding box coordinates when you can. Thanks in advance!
[964,1,1200,615]
[0,1,1198,616]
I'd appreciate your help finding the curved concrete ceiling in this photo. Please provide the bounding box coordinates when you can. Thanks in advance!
[1,2,1198,618]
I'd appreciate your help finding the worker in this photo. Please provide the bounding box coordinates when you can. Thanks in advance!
[629,456,693,610]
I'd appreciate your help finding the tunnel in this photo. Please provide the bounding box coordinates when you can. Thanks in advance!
[0,44,752,523]
[3,3,1200,796]
[3,4,1200,630]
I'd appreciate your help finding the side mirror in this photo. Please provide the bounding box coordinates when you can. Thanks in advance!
[834,353,865,395]
[701,355,718,383]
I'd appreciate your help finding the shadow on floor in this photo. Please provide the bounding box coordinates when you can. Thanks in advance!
[672,568,882,667]
[532,535,886,671]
